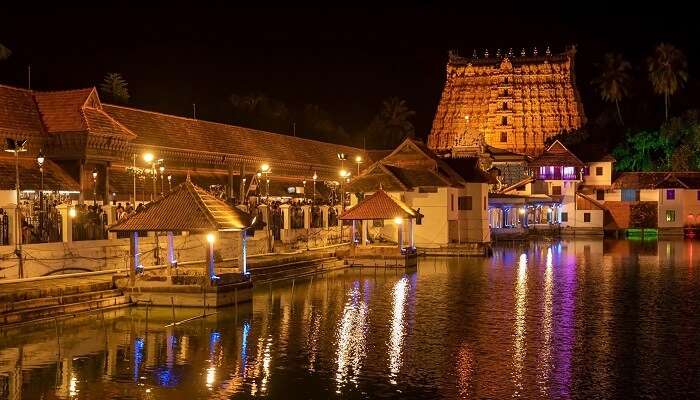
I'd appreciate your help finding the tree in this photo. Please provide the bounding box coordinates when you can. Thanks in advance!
[591,53,631,125]
[647,43,688,121]
[367,97,416,148]
[0,43,11,60]
[613,130,671,171]
[100,73,130,103]
[230,92,292,133]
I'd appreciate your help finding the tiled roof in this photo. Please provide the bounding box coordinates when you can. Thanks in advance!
[340,190,417,220]
[0,85,45,137]
[110,179,251,232]
[103,104,365,169]
[345,165,408,193]
[612,172,700,189]
[34,89,93,132]
[528,140,585,167]
[0,155,79,191]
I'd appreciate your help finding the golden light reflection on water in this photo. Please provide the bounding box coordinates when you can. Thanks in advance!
[456,344,474,398]
[335,282,368,392]
[538,247,554,395]
[388,276,409,384]
[512,252,528,397]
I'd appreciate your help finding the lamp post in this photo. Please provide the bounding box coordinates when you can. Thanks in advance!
[5,138,27,279]
[159,164,165,196]
[92,169,98,206]
[132,153,137,203]
[302,180,307,201]
[143,152,163,202]
[354,155,363,176]
[312,172,317,201]
[167,174,172,192]
[36,150,45,241]
[260,163,271,198]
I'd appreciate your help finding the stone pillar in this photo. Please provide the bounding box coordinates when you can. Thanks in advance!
[207,233,217,283]
[334,205,343,227]
[240,230,248,275]
[57,204,72,243]
[78,161,85,205]
[3,204,17,245]
[167,231,176,276]
[321,205,330,228]
[258,204,269,226]
[103,163,111,204]
[228,163,235,200]
[129,231,141,285]
[351,220,356,245]
[280,204,291,230]
[409,219,414,248]
[302,205,311,229]
[361,220,368,246]
[397,221,403,251]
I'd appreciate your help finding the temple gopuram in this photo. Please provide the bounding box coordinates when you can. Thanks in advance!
[427,46,585,157]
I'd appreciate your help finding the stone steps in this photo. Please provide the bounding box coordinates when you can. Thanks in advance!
[1,292,128,325]
[0,288,124,314]
[250,257,341,282]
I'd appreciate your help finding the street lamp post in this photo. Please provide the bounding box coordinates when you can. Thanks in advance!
[355,155,363,176]
[36,151,45,241]
[143,153,163,202]
[312,172,317,201]
[167,174,172,192]
[260,163,271,198]
[132,153,137,203]
[159,165,165,196]
[302,180,307,201]
[92,169,98,206]
[5,138,28,279]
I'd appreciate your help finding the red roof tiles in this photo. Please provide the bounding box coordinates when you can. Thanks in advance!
[34,89,93,133]
[529,140,585,167]
[340,190,417,220]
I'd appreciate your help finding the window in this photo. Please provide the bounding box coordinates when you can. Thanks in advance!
[451,194,454,211]
[503,101,508,110]
[500,132,508,142]
[504,77,509,84]
[596,190,605,201]
[458,196,473,210]
[584,212,591,223]
[666,210,676,222]
[552,186,562,195]
[667,189,675,200]
[560,212,568,222]
[503,89,509,96]
[622,189,640,202]
[501,116,508,125]
[595,166,603,176]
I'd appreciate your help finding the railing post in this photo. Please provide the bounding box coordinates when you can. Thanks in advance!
[321,205,330,228]
[302,205,311,229]
[57,204,73,243]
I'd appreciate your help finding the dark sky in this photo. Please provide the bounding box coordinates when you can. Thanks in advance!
[1,9,696,143]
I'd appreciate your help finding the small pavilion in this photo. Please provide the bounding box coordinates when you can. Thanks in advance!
[110,177,252,290]
[340,189,419,268]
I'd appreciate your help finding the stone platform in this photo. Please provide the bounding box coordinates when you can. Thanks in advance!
[343,246,418,269]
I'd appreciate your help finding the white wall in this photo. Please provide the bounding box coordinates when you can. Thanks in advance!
[583,161,613,186]
[403,188,449,247]
[574,209,603,227]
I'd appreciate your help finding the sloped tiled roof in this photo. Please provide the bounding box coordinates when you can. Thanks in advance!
[0,85,45,137]
[110,179,251,232]
[340,190,417,220]
[82,108,135,138]
[103,104,364,168]
[612,172,700,190]
[0,155,79,191]
[529,140,585,167]
[34,88,93,132]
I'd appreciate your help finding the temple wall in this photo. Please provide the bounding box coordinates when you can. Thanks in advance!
[0,231,270,280]
[428,51,585,156]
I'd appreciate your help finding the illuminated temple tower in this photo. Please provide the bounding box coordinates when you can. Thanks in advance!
[428,46,585,157]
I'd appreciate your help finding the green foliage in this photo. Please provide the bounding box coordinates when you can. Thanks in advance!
[100,73,130,104]
[0,43,11,60]
[629,203,658,229]
[614,111,700,172]
[367,97,416,148]
[592,53,631,125]
[647,43,688,120]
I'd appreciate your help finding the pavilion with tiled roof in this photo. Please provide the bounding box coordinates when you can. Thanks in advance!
[528,140,585,168]
[110,178,253,281]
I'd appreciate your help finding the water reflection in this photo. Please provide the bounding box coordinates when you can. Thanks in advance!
[2,239,700,399]
[512,252,528,397]
[335,280,369,392]
[388,275,409,384]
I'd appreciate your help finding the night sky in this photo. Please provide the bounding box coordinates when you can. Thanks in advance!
[1,9,697,145]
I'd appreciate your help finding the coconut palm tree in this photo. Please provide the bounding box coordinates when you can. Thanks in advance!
[99,73,130,103]
[647,43,688,121]
[592,53,631,125]
[0,43,11,60]
[377,97,416,146]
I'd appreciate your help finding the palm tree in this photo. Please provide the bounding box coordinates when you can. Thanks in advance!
[100,73,130,103]
[0,43,11,60]
[592,53,631,125]
[378,97,416,145]
[647,43,688,120]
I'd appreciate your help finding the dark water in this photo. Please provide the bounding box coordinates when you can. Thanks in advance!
[2,239,700,399]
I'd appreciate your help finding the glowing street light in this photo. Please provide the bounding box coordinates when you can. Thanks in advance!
[143,152,154,163]
[167,174,172,191]
[6,139,27,278]
[354,155,363,175]
[69,207,77,218]
[393,217,403,225]
[312,171,318,200]
[92,168,98,205]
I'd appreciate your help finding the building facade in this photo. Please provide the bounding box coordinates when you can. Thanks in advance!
[427,47,585,157]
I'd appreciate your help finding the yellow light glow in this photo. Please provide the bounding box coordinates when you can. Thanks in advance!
[159,165,165,173]
[206,233,216,244]
[355,155,362,163]
[260,163,270,172]
[518,208,526,215]
[464,114,470,121]
[143,153,154,163]
[313,172,318,180]
[69,208,77,218]
[393,217,403,225]
[339,169,348,178]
